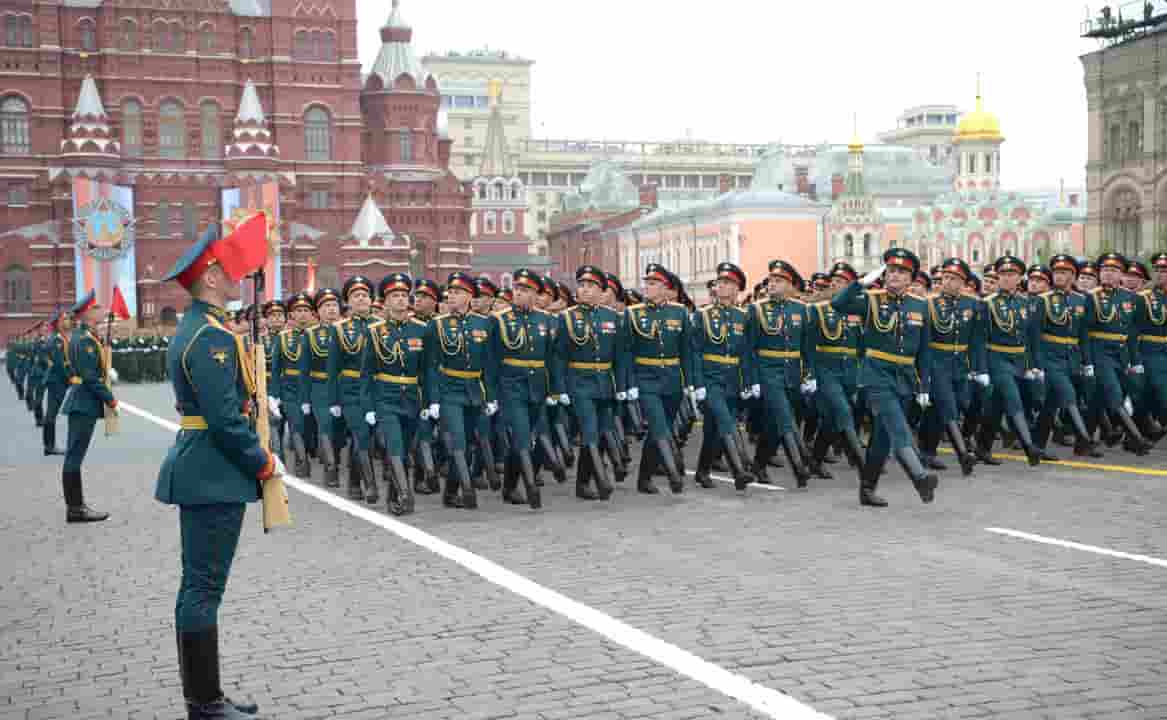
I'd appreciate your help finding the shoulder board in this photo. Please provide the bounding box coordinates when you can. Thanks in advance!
[626,303,645,311]
[1069,290,1086,298]
[1089,287,1103,296]
[867,288,886,296]
[306,323,321,331]
[667,301,685,308]
[1039,290,1055,298]
[492,308,512,319]
[786,298,806,306]
[906,293,926,301]
[468,312,488,320]
[433,313,449,322]
[1139,288,1153,297]
[984,292,999,302]
[409,319,428,328]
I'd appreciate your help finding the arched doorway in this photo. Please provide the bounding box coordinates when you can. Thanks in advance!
[1106,186,1142,256]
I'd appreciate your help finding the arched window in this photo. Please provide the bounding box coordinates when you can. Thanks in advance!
[121,98,142,157]
[968,153,976,174]
[400,130,412,162]
[484,211,496,234]
[239,27,254,58]
[983,152,992,174]
[1,96,31,155]
[304,107,331,160]
[293,30,309,59]
[20,15,33,47]
[159,100,185,158]
[862,233,872,257]
[502,210,515,234]
[321,31,335,60]
[78,19,96,52]
[1129,121,1142,159]
[198,22,214,53]
[153,20,169,50]
[309,29,323,60]
[119,19,137,50]
[4,264,31,313]
[843,233,854,257]
[1109,124,1122,163]
[170,21,185,52]
[200,100,220,159]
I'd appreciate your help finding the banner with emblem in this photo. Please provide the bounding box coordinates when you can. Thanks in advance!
[221,182,281,300]
[71,177,137,316]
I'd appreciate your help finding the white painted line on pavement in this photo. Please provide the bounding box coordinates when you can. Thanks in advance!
[986,527,1167,569]
[120,400,833,720]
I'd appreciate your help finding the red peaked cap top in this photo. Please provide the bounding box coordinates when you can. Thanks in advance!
[170,213,269,290]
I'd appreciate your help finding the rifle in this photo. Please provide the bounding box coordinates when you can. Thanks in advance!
[250,269,291,532]
[102,311,119,436]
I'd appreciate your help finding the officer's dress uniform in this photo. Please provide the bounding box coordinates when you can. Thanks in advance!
[831,273,936,506]
[270,325,309,476]
[807,299,866,470]
[365,313,425,515]
[423,307,497,509]
[1086,276,1152,453]
[625,294,693,494]
[27,335,46,423]
[555,297,628,496]
[692,299,754,489]
[261,330,285,461]
[921,285,984,474]
[1031,284,1095,454]
[327,313,378,503]
[304,320,341,485]
[492,300,559,507]
[59,309,116,521]
[42,323,70,455]
[1132,283,1167,428]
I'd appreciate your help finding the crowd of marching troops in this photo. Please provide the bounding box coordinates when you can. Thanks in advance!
[8,247,1167,517]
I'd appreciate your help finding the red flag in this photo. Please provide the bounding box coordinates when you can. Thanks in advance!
[305,257,317,293]
[110,285,131,320]
[214,212,269,283]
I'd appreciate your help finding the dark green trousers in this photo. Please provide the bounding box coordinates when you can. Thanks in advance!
[176,503,245,632]
[64,414,97,473]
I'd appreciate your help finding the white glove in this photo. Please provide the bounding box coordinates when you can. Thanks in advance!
[329,405,342,418]
[627,387,639,401]
[1124,396,1135,415]
[1033,369,1045,381]
[546,396,558,406]
[271,454,287,479]
[800,379,818,395]
[428,403,440,420]
[616,391,627,401]
[973,373,990,388]
[365,411,376,426]
[1131,364,1146,375]
[420,409,429,420]
[860,264,886,288]
[301,403,311,416]
[751,384,762,398]
[267,396,282,419]
[916,393,931,409]
[108,367,119,384]
[559,394,571,406]
[485,401,498,417]
[694,387,707,402]
[740,389,752,400]
[1083,364,1095,378]
[684,385,695,397]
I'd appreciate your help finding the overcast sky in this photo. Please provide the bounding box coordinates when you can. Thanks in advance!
[357,0,1103,190]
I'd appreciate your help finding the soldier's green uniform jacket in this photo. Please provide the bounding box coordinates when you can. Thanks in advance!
[262,331,279,386]
[364,316,429,413]
[47,329,71,387]
[624,301,695,394]
[1131,285,1167,367]
[491,305,560,403]
[270,326,307,403]
[554,302,627,400]
[808,300,863,378]
[831,283,932,395]
[1086,286,1138,367]
[30,336,50,389]
[61,323,115,417]
[927,291,986,375]
[747,296,813,388]
[302,322,335,403]
[327,314,374,411]
[982,291,1034,374]
[690,302,751,394]
[423,311,497,407]
[155,300,271,505]
[1030,289,1091,372]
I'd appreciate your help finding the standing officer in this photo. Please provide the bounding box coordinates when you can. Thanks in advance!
[327,276,378,505]
[42,310,72,455]
[691,262,754,491]
[557,265,629,498]
[365,273,424,515]
[60,290,117,523]
[919,258,984,476]
[156,223,282,720]
[423,271,498,509]
[305,289,342,488]
[748,260,812,486]
[831,249,936,507]
[270,293,312,477]
[625,263,696,494]
[492,268,559,508]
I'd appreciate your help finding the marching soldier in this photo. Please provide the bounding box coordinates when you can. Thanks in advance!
[1132,252,1167,437]
[413,279,441,321]
[625,263,695,494]
[304,289,343,488]
[42,310,72,456]
[156,223,281,720]
[60,290,116,522]
[365,273,424,515]
[270,292,313,477]
[327,276,378,505]
[423,271,498,509]
[691,262,754,490]
[748,260,812,486]
[918,258,984,475]
[492,268,560,508]
[831,248,937,507]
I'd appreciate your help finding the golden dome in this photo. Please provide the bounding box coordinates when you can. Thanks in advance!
[847,113,864,153]
[955,92,1003,143]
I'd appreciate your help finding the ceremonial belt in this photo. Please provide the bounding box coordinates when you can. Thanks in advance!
[988,343,1026,355]
[702,353,739,365]
[68,376,82,385]
[340,369,362,379]
[568,361,612,371]
[502,358,545,369]
[180,416,209,430]
[440,367,482,379]
[309,371,327,380]
[1139,334,1167,344]
[634,356,680,367]
[1089,331,1127,343]
[283,368,301,376]
[816,346,857,356]
[1041,334,1079,346]
[758,349,800,360]
[867,349,914,366]
[375,372,418,385]
[929,342,968,353]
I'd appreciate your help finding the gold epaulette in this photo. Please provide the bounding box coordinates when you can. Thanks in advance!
[409,318,428,327]
[984,292,999,302]
[626,303,646,311]
[432,313,449,322]
[368,319,384,329]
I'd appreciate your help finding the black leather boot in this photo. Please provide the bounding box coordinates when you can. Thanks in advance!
[944,421,976,476]
[974,421,1002,465]
[840,425,866,468]
[655,438,683,493]
[176,631,257,715]
[602,430,627,483]
[290,433,309,478]
[587,444,613,500]
[318,436,339,488]
[501,453,525,505]
[858,459,887,507]
[751,436,775,484]
[781,432,811,488]
[1116,408,1153,455]
[63,471,108,523]
[181,628,263,719]
[1007,412,1041,466]
[637,441,660,494]
[722,433,753,490]
[693,439,715,489]
[43,421,63,455]
[517,449,540,509]
[807,431,835,480]
[1099,413,1124,447]
[536,434,567,484]
[894,446,937,503]
[575,449,598,500]
[477,435,501,492]
[385,457,413,516]
[358,450,379,505]
[1066,406,1101,457]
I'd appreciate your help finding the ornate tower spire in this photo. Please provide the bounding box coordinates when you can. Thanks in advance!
[61,74,120,160]
[478,80,512,177]
[227,79,278,164]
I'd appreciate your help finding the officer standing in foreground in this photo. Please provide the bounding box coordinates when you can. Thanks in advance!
[156,224,282,720]
[60,290,117,523]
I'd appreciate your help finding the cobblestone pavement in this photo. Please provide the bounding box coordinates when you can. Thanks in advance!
[2,381,1166,720]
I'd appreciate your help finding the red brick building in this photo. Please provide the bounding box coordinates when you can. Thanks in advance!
[0,0,470,340]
